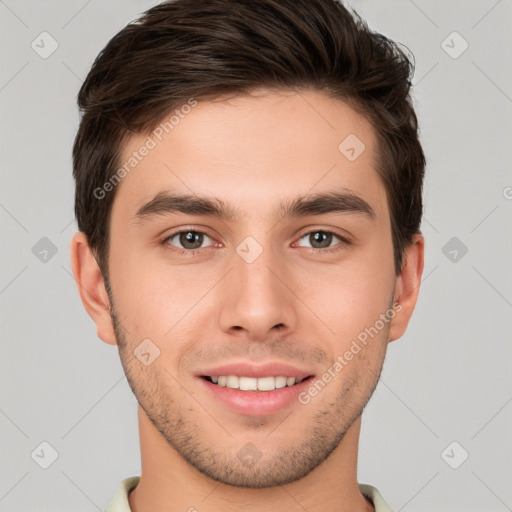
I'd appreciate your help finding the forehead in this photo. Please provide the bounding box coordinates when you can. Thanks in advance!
[111,89,387,224]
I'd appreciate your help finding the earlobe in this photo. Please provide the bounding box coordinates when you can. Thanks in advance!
[70,231,117,346]
[388,233,425,343]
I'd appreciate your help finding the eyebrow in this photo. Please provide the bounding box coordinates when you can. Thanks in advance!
[132,189,376,224]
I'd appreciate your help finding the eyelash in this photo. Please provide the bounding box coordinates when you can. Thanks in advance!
[160,228,351,256]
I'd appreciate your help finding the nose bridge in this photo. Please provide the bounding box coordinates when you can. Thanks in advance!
[218,235,295,339]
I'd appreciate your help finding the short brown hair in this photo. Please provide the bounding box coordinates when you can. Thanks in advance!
[73,0,425,280]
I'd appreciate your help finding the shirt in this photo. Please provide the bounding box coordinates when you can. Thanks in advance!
[105,476,395,511]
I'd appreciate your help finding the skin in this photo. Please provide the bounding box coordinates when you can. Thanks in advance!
[71,88,424,512]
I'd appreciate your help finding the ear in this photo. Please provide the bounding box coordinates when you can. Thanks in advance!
[70,231,117,346]
[388,233,425,343]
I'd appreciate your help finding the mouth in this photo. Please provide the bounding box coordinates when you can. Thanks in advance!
[198,373,316,416]
[196,361,316,415]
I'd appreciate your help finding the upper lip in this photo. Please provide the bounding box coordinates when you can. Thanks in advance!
[197,362,315,379]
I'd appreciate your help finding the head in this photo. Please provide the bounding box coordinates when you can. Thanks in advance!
[71,0,425,488]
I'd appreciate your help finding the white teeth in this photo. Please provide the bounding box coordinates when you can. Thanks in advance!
[257,376,275,391]
[208,375,306,391]
[239,376,258,390]
[275,376,287,388]
[226,375,239,388]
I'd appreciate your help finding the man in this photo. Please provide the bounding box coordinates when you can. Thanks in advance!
[70,0,425,510]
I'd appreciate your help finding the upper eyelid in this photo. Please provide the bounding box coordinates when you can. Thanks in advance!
[295,226,350,241]
[163,229,215,247]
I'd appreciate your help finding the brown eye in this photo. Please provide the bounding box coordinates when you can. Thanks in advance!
[164,230,213,251]
[309,231,334,249]
[180,231,204,249]
[297,230,345,250]
[295,229,351,255]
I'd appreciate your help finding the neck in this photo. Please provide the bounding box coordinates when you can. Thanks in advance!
[129,405,374,512]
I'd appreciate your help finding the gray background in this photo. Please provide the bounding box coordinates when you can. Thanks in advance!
[1,1,511,511]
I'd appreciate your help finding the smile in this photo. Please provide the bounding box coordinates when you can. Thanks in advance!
[203,375,310,391]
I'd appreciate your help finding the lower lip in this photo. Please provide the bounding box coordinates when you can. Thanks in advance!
[198,377,314,416]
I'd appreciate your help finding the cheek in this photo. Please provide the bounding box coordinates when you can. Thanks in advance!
[110,250,216,341]
[307,277,391,347]
[293,248,394,338]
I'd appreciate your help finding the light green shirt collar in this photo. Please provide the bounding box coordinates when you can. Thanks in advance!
[105,476,395,512]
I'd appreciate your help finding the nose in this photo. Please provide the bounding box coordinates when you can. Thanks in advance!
[217,241,297,341]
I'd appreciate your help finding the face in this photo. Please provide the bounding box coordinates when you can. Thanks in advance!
[104,89,400,487]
